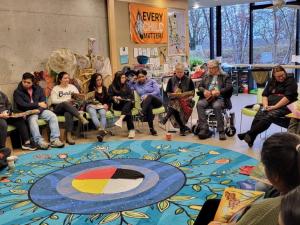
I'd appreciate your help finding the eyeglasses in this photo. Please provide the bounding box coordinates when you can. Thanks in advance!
[208,66,218,70]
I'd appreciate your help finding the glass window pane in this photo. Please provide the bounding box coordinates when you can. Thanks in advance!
[253,8,297,64]
[221,4,250,64]
[189,8,211,62]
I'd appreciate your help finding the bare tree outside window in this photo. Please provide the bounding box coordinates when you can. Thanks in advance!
[253,8,296,64]
[222,4,250,64]
[189,8,210,61]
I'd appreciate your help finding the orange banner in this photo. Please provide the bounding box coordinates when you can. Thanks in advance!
[129,3,168,44]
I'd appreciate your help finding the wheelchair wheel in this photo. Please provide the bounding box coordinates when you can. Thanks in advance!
[225,126,236,137]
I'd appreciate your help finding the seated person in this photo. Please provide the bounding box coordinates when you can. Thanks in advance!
[195,132,300,225]
[160,63,195,136]
[109,71,135,139]
[196,60,233,140]
[0,91,36,150]
[86,73,110,133]
[238,66,298,147]
[14,72,64,150]
[132,69,163,135]
[279,185,300,225]
[0,147,11,171]
[50,72,89,145]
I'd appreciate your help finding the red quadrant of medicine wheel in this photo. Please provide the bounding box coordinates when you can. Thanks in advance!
[74,167,117,180]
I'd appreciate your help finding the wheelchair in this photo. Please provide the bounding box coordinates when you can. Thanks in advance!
[192,108,236,137]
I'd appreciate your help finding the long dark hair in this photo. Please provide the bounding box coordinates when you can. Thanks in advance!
[268,65,287,90]
[261,133,300,191]
[111,71,127,93]
[89,73,103,92]
[57,71,69,85]
[280,186,300,225]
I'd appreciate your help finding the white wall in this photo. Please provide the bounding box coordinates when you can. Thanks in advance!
[0,0,108,97]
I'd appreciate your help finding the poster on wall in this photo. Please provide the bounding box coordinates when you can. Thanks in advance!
[129,3,168,44]
[168,8,186,56]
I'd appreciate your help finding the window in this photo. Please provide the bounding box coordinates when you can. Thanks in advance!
[253,7,297,64]
[221,4,250,64]
[189,8,211,61]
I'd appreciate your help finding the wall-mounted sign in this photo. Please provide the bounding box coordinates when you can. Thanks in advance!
[129,3,168,44]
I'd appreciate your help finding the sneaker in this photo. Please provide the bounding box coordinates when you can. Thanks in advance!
[219,132,226,140]
[79,115,89,125]
[114,119,123,128]
[50,139,65,148]
[237,132,247,140]
[22,142,37,151]
[128,130,135,139]
[38,141,50,150]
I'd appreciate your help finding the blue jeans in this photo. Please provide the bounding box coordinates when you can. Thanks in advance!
[86,105,107,129]
[28,110,60,144]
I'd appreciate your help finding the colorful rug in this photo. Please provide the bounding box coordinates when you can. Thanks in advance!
[0,140,258,225]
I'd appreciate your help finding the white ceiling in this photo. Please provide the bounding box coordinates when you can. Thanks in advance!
[189,0,270,8]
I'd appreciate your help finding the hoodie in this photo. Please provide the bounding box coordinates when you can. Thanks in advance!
[0,91,11,113]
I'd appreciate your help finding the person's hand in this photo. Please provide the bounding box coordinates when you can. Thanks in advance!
[204,90,212,98]
[0,152,5,159]
[38,102,47,108]
[266,105,276,111]
[211,90,220,97]
[0,112,10,119]
[103,104,109,111]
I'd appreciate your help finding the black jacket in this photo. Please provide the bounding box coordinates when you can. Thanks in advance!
[13,82,46,112]
[0,91,11,113]
[197,73,233,108]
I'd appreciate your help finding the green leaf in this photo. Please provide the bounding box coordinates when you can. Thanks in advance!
[143,155,157,160]
[187,219,195,225]
[122,211,149,219]
[89,214,102,222]
[169,196,195,201]
[175,208,184,215]
[171,161,181,167]
[211,188,224,192]
[157,200,170,212]
[50,215,59,220]
[220,179,232,185]
[9,190,27,194]
[189,205,202,211]
[192,185,201,192]
[100,213,120,224]
[28,179,35,184]
[200,178,211,184]
[110,149,130,155]
[11,200,31,209]
[206,194,218,200]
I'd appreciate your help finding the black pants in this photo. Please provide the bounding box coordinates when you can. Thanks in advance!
[247,107,290,141]
[53,102,80,132]
[194,199,220,225]
[165,107,185,129]
[113,101,134,130]
[141,95,162,129]
[0,118,30,148]
[0,147,11,171]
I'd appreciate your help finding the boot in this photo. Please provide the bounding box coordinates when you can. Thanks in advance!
[65,131,75,145]
[78,114,89,125]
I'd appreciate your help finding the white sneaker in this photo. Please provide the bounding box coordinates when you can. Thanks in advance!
[114,119,123,128]
[128,130,135,139]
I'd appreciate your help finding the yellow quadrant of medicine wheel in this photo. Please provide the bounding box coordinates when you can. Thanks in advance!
[72,179,109,194]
